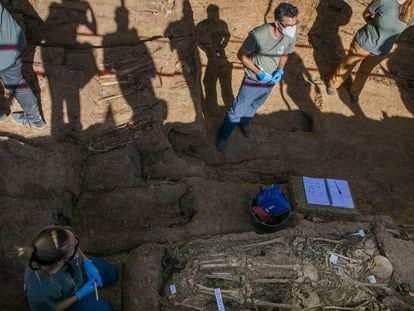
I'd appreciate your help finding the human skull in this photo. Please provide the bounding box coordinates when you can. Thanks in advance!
[367,255,393,279]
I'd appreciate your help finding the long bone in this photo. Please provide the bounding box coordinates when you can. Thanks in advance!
[235,237,287,251]
[253,278,292,284]
[196,284,245,304]
[326,251,361,263]
[199,257,301,272]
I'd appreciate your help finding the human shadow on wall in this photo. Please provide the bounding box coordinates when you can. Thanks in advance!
[101,4,165,128]
[42,0,98,141]
[164,0,204,123]
[308,0,365,117]
[387,27,414,116]
[196,4,234,117]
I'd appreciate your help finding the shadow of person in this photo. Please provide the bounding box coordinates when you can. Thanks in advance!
[308,0,365,117]
[264,0,274,23]
[196,4,234,117]
[282,52,319,132]
[42,0,98,141]
[309,0,352,82]
[387,26,414,116]
[164,0,203,123]
[102,5,162,126]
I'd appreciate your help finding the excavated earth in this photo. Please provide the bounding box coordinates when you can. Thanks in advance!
[0,0,414,310]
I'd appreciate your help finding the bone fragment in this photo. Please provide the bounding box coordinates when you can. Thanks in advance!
[199,258,300,271]
[237,237,286,250]
[175,303,205,311]
[326,251,360,263]
[253,278,292,283]
[196,284,243,303]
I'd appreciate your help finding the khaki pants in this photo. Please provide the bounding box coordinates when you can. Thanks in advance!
[328,39,386,97]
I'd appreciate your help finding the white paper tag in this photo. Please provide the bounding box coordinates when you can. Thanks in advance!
[329,254,339,265]
[352,229,365,237]
[214,288,225,311]
[169,284,177,295]
[212,272,232,277]
[368,275,377,284]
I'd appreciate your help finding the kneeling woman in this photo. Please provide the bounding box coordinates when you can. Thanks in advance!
[18,225,117,311]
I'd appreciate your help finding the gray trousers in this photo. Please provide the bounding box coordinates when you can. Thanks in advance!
[0,58,41,123]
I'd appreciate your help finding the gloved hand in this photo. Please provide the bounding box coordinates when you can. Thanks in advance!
[74,279,95,300]
[256,70,272,83]
[271,68,284,84]
[83,260,103,287]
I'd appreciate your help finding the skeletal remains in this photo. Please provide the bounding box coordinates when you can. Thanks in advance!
[161,234,395,310]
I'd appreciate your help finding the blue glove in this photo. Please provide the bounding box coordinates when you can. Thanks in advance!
[74,279,95,300]
[271,68,284,84]
[83,260,103,287]
[257,70,272,83]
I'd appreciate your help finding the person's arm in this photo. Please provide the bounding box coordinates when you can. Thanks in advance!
[77,248,103,286]
[237,46,260,75]
[277,54,289,70]
[221,26,231,49]
[362,6,374,22]
[55,279,96,310]
[363,0,381,23]
[56,296,78,311]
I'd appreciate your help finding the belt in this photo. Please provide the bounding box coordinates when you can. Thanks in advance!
[242,76,275,88]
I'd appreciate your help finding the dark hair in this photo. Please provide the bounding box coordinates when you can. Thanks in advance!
[17,225,73,269]
[274,3,299,22]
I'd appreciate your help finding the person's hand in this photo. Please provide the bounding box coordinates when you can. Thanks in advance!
[271,68,284,84]
[74,279,95,300]
[83,260,103,287]
[257,70,272,83]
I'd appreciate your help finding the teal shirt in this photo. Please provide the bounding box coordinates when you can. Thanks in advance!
[243,24,296,80]
[355,0,414,56]
[24,253,84,311]
[0,3,26,71]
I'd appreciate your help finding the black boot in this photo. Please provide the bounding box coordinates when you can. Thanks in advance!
[216,115,238,152]
[239,117,252,138]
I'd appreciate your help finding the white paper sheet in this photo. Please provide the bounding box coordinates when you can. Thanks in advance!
[326,179,355,208]
[303,177,331,206]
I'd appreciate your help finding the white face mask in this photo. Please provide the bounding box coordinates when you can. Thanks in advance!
[281,25,296,38]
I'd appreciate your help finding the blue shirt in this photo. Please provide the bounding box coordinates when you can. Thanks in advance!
[0,4,26,71]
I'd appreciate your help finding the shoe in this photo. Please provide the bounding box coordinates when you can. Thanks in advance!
[350,96,360,105]
[216,138,227,153]
[239,125,251,138]
[11,112,45,129]
[327,87,336,96]
[239,117,252,138]
[0,110,6,123]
